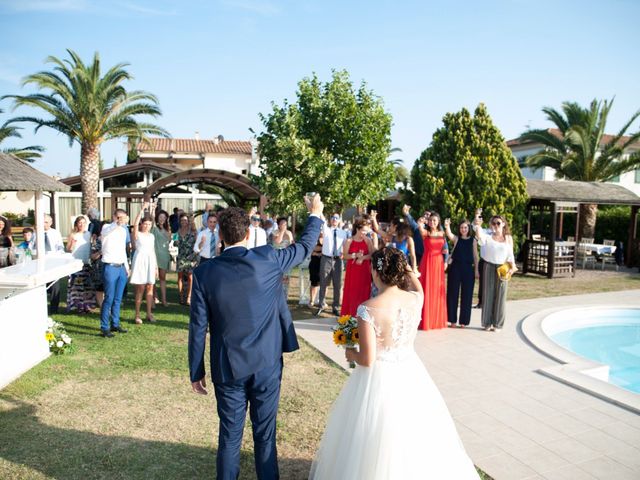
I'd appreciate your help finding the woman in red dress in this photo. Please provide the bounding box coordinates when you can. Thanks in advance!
[417,212,449,330]
[340,218,374,316]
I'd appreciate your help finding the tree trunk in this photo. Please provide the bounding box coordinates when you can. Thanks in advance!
[579,203,598,239]
[81,141,100,213]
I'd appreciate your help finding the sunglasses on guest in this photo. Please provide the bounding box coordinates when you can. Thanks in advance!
[251,216,261,222]
[492,220,502,226]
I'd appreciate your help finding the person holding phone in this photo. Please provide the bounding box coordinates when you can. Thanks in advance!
[444,218,478,327]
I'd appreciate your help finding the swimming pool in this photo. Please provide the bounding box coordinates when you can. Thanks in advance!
[521,305,640,413]
[545,308,640,394]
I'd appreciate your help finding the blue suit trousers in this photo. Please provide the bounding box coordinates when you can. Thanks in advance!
[100,263,128,331]
[214,358,283,480]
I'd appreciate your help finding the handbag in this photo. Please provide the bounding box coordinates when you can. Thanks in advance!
[497,262,512,281]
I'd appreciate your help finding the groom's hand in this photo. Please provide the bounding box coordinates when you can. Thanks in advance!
[304,193,324,217]
[191,377,208,395]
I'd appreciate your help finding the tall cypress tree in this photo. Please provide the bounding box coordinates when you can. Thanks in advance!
[407,104,528,238]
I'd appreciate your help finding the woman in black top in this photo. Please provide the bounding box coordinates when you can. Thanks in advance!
[0,215,14,268]
[309,231,323,307]
[444,218,478,327]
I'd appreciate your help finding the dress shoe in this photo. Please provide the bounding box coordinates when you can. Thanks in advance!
[332,307,340,316]
[100,329,115,338]
[315,306,324,317]
[473,303,482,309]
[110,326,128,333]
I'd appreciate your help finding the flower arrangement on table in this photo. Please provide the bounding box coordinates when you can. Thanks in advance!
[332,314,359,368]
[45,318,72,355]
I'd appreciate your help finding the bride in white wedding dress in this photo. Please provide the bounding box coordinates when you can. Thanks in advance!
[310,247,479,480]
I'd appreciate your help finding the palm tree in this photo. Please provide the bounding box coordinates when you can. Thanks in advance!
[520,99,640,238]
[3,49,169,211]
[0,108,45,162]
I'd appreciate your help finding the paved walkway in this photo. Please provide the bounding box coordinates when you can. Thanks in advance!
[295,290,640,480]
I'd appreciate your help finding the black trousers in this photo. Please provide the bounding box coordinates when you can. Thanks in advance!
[446,262,475,325]
[476,258,485,305]
[47,279,61,314]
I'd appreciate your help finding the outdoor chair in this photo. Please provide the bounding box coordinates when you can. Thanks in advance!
[581,237,594,244]
[576,244,596,269]
[599,239,618,271]
[603,239,615,246]
[567,236,575,242]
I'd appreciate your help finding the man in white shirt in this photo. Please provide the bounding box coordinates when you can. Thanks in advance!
[316,213,348,316]
[99,209,130,338]
[43,214,65,314]
[247,208,267,249]
[194,214,220,264]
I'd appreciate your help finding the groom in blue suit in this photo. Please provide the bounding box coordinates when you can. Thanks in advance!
[189,195,324,480]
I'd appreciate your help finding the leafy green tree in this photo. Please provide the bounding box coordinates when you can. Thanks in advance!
[0,108,44,162]
[256,70,395,214]
[407,104,528,238]
[3,49,168,211]
[520,99,640,238]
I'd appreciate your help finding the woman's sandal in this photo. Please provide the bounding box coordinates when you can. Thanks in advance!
[135,317,143,325]
[147,315,156,323]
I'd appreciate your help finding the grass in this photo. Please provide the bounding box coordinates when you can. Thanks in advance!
[0,276,347,479]
[3,267,638,479]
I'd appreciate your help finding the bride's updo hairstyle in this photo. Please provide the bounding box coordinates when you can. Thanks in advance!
[371,247,409,290]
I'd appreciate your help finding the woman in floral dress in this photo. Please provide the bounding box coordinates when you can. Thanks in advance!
[176,213,197,305]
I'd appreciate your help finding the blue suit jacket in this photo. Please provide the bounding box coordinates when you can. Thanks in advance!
[188,215,323,384]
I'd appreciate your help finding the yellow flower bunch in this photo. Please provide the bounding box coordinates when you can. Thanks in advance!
[337,315,350,325]
[333,330,347,345]
[45,332,55,341]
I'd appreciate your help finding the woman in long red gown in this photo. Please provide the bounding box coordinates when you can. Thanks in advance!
[417,212,448,330]
[340,218,374,316]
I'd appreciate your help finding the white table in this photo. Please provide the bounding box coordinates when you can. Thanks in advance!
[0,254,82,389]
[580,243,616,255]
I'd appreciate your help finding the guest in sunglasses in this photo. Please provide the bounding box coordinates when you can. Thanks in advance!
[473,214,516,331]
[247,207,267,249]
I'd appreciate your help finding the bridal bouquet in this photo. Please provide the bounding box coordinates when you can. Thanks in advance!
[333,315,359,368]
[45,318,72,355]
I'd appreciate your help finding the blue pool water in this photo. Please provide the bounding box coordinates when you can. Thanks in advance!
[551,309,640,394]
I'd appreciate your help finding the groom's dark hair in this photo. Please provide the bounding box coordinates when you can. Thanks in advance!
[218,207,250,245]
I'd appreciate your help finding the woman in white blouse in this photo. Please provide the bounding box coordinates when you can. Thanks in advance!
[66,215,96,313]
[473,213,516,331]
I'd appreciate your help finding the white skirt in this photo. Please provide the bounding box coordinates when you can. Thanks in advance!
[129,250,157,285]
[309,351,479,480]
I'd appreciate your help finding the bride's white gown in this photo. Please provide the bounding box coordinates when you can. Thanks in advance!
[309,291,479,480]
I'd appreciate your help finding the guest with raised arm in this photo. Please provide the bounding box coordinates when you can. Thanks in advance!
[340,217,374,316]
[272,216,295,298]
[130,202,158,324]
[416,212,448,330]
[444,218,478,328]
[402,204,430,266]
[473,212,516,331]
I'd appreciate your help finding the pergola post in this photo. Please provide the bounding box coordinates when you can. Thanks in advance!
[548,202,557,278]
[628,205,639,267]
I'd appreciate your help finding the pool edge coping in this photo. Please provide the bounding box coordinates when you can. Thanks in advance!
[520,304,640,415]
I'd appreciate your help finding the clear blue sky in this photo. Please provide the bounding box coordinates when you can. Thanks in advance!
[1,0,639,177]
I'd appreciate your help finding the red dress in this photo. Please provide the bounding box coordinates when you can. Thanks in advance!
[418,235,448,330]
[340,239,372,317]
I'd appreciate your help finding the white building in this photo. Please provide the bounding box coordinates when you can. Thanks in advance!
[507,128,640,196]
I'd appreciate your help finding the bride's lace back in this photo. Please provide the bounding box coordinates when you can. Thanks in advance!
[357,291,423,362]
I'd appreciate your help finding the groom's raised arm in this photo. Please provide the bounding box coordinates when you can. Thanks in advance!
[275,195,324,273]
[188,272,209,386]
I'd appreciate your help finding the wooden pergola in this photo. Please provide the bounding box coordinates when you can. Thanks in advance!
[522,180,640,278]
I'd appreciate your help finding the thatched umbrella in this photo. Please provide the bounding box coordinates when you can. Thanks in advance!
[0,153,70,267]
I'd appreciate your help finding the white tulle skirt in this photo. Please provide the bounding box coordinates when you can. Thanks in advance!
[309,351,479,480]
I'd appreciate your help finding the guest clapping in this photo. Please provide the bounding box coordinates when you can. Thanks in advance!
[444,218,478,328]
[473,213,516,331]
[194,213,220,264]
[417,212,448,330]
[152,207,172,306]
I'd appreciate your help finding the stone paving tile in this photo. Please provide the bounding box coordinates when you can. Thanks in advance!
[605,443,640,472]
[542,437,601,464]
[576,456,637,480]
[455,411,507,437]
[572,429,638,456]
[599,421,640,446]
[540,464,597,480]
[538,413,596,437]
[509,444,570,474]
[475,452,538,480]
[483,425,538,457]
[566,407,621,429]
